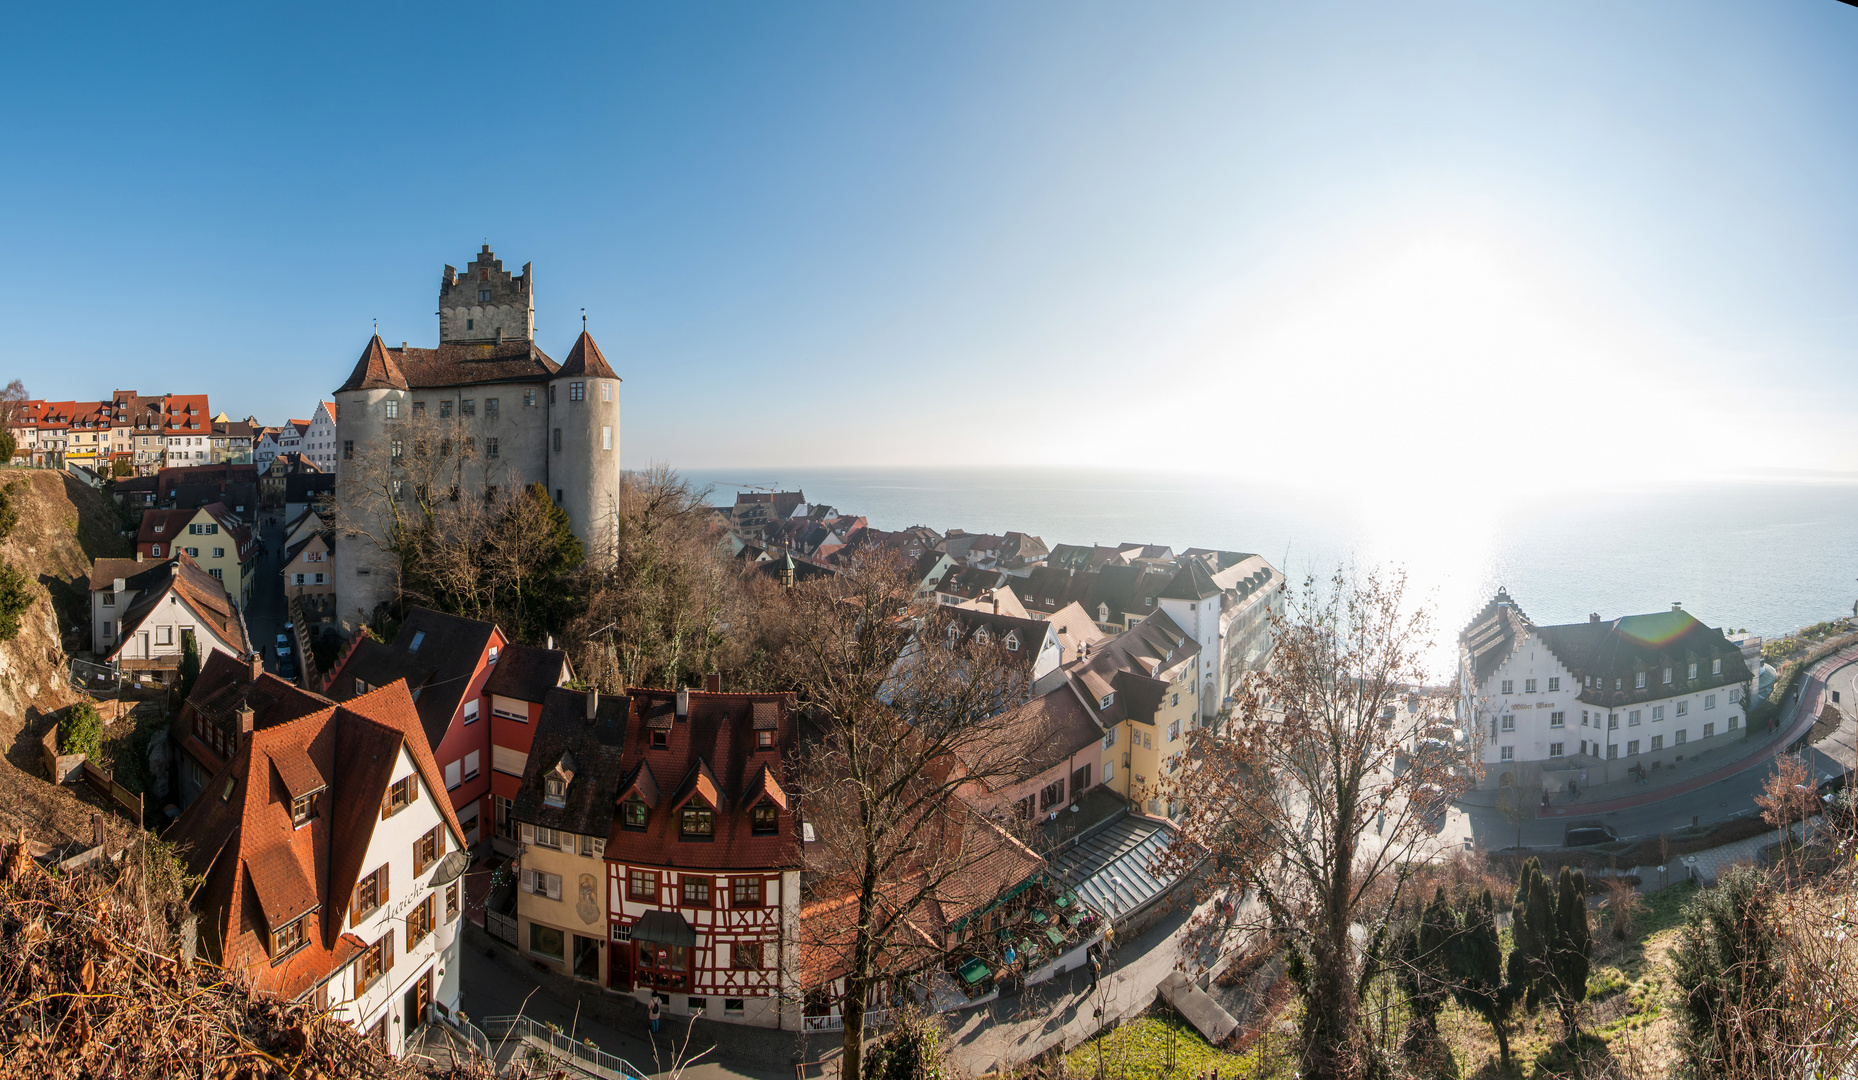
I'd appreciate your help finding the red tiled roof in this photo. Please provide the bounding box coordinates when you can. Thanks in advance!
[335,335,560,392]
[606,688,800,871]
[557,331,619,380]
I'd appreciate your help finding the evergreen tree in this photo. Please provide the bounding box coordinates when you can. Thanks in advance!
[1449,887,1515,1070]
[1671,865,1784,1075]
[178,632,201,699]
[0,560,33,642]
[1394,887,1456,1045]
[1507,857,1591,1040]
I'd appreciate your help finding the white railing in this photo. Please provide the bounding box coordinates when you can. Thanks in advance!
[802,1009,891,1033]
[482,1014,648,1080]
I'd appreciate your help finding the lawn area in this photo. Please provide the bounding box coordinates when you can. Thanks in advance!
[1063,1013,1295,1080]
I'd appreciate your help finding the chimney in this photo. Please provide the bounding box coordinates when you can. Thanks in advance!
[135,551,143,563]
[237,704,254,748]
[248,652,263,681]
[1590,613,1601,624]
[675,686,689,719]
[1672,601,1683,611]
[547,635,555,651]
[991,594,999,615]
[1082,642,1091,660]
[705,671,722,694]
[586,687,599,721]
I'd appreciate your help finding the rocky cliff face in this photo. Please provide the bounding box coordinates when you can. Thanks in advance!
[0,469,132,841]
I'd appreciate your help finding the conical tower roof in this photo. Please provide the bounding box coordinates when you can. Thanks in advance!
[558,331,619,380]
[335,334,407,392]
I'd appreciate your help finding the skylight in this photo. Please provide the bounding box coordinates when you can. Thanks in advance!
[409,630,426,652]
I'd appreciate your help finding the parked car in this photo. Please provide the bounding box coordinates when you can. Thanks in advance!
[1564,823,1618,847]
[275,633,292,657]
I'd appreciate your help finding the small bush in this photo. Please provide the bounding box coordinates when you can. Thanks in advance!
[0,558,34,641]
[60,701,104,759]
[0,479,21,540]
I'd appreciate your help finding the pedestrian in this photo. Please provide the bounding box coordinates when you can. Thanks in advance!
[648,996,659,1034]
[1089,951,1101,991]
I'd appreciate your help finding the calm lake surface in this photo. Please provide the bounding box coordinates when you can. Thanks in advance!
[687,467,1858,668]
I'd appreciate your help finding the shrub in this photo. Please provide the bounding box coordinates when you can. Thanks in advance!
[0,558,34,641]
[1672,865,1784,1075]
[0,479,22,540]
[60,700,103,759]
[863,1007,948,1080]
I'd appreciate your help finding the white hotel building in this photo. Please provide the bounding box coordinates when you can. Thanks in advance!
[1459,589,1755,792]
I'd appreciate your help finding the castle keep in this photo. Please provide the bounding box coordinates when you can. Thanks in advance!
[333,246,620,628]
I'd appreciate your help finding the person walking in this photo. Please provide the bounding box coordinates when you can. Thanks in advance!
[648,996,660,1034]
[1088,951,1101,991]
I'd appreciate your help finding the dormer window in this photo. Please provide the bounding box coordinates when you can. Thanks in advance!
[751,801,778,834]
[1098,603,1109,623]
[1005,632,1019,652]
[652,728,669,748]
[681,806,714,838]
[1687,662,1698,680]
[623,800,648,828]
[1100,693,1114,709]
[270,914,307,959]
[291,790,322,826]
[488,646,500,664]
[757,730,773,750]
[544,775,567,808]
[975,627,991,646]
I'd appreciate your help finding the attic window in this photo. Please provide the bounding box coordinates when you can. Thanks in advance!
[291,790,322,826]
[1005,633,1019,652]
[1100,693,1114,709]
[623,800,648,829]
[270,914,307,959]
[652,729,669,748]
[757,730,773,750]
[544,775,567,808]
[681,806,714,838]
[751,801,778,834]
[488,646,500,664]
[409,630,426,652]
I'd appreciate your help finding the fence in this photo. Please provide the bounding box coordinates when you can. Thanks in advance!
[480,1014,647,1080]
[485,908,519,947]
[802,1009,891,1033]
[81,759,144,825]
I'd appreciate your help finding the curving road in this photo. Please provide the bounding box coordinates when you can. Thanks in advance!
[1458,645,1858,849]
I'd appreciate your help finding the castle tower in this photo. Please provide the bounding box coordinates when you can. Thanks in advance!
[548,330,622,556]
[439,245,534,344]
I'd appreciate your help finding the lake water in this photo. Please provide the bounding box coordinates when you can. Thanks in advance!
[687,467,1858,673]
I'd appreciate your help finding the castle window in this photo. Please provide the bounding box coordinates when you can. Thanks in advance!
[343,440,353,460]
[524,390,536,407]
[465,318,473,331]
[570,382,585,402]
[478,288,492,302]
[384,401,399,420]
[602,426,612,451]
[484,397,498,419]
[486,438,499,459]
[412,401,425,416]
[552,429,561,453]
[549,385,556,405]
[439,401,451,419]
[601,382,613,402]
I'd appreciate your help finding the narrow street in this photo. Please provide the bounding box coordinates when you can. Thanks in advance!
[243,510,289,678]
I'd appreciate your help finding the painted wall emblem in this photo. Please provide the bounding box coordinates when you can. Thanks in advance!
[577,873,599,925]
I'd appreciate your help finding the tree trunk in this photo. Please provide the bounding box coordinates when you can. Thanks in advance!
[1494,1016,1510,1070]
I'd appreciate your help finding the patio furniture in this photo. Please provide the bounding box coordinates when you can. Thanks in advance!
[1031,911,1048,926]
[958,957,989,985]
[1044,926,1065,947]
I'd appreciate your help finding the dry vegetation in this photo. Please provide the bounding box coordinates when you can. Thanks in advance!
[0,828,496,1079]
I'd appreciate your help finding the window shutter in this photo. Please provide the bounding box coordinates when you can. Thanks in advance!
[521,823,534,844]
[592,838,605,856]
[407,773,418,802]
[547,874,562,900]
[383,931,394,972]
[521,869,535,894]
[381,787,392,820]
[381,863,389,905]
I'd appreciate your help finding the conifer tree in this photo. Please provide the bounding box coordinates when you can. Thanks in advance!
[1507,857,1591,1040]
[1449,887,1514,1070]
[1394,887,1456,1045]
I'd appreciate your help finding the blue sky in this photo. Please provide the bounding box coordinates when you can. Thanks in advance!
[4,2,1856,487]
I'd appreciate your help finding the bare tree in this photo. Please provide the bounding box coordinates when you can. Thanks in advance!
[1754,752,1818,873]
[1154,567,1471,1080]
[568,464,759,691]
[785,550,1040,1079]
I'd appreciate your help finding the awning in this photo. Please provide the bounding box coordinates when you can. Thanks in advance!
[632,910,696,947]
[427,850,468,888]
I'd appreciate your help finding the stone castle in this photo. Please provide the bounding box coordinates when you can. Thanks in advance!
[333,246,620,628]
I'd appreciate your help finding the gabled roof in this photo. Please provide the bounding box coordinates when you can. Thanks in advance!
[326,606,498,751]
[106,554,248,658]
[485,643,570,702]
[510,688,629,839]
[1458,589,1530,686]
[1533,608,1753,697]
[1160,559,1221,601]
[136,507,195,546]
[606,687,800,870]
[335,336,560,393]
[167,677,459,1002]
[557,330,619,380]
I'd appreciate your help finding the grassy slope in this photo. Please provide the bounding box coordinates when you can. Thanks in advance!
[1063,885,1700,1079]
